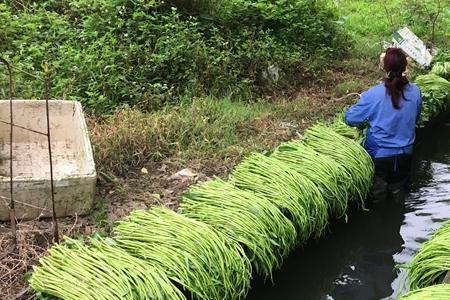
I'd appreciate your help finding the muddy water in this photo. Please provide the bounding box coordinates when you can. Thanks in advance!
[247,121,450,300]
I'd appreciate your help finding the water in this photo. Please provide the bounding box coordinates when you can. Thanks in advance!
[247,121,450,300]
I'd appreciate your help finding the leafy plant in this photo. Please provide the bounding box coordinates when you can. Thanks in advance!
[403,0,449,46]
[0,0,347,112]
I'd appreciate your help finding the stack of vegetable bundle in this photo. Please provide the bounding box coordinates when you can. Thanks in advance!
[415,74,450,125]
[431,51,450,81]
[27,49,450,299]
[399,284,450,300]
[432,62,450,81]
[229,152,329,241]
[329,112,362,142]
[114,207,251,300]
[407,221,450,290]
[29,237,186,300]
[180,178,297,277]
[272,141,351,218]
[303,124,374,202]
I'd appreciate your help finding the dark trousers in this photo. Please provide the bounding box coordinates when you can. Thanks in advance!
[367,154,412,208]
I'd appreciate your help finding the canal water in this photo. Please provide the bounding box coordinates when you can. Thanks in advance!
[247,120,450,300]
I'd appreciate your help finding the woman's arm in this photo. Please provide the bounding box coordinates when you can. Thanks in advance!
[345,92,373,127]
[416,90,423,122]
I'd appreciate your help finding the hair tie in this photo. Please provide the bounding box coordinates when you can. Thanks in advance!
[388,71,402,79]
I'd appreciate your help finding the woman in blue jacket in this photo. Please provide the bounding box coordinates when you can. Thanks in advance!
[345,48,422,206]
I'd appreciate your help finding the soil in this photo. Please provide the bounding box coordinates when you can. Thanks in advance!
[0,59,382,300]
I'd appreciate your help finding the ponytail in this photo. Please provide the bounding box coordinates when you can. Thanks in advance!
[383,48,409,109]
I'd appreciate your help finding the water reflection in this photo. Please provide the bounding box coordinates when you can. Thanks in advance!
[247,121,450,300]
[247,202,406,300]
[391,161,450,298]
[328,203,405,300]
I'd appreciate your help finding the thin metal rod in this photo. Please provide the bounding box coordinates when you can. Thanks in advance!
[0,57,17,246]
[9,64,42,80]
[44,70,59,243]
[0,120,47,136]
[1,59,60,243]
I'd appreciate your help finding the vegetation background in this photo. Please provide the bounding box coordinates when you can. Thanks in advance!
[1,0,448,175]
[0,0,449,298]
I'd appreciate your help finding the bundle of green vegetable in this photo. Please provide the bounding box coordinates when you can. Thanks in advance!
[399,284,450,300]
[272,141,351,218]
[303,124,374,202]
[29,237,186,300]
[433,50,450,64]
[407,221,450,290]
[415,74,450,125]
[180,178,297,278]
[114,207,251,300]
[329,112,362,142]
[432,62,450,81]
[229,152,328,240]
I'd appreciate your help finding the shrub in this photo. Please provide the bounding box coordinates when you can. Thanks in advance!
[1,0,347,112]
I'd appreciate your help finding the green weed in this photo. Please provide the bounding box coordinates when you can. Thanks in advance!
[90,96,345,176]
[336,0,450,58]
[334,79,366,97]
[90,98,270,174]
[92,197,108,228]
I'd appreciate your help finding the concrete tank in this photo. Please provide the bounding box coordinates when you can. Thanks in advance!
[0,100,96,221]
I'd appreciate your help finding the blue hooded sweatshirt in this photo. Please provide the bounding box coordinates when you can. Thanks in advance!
[345,83,422,158]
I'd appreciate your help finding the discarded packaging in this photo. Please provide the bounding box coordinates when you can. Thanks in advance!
[392,27,433,68]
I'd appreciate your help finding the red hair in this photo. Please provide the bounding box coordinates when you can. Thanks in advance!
[383,48,409,109]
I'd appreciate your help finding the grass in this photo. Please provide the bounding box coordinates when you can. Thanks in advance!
[336,1,399,57]
[90,98,267,175]
[92,197,108,228]
[89,96,342,176]
[336,0,450,58]
[334,79,366,97]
